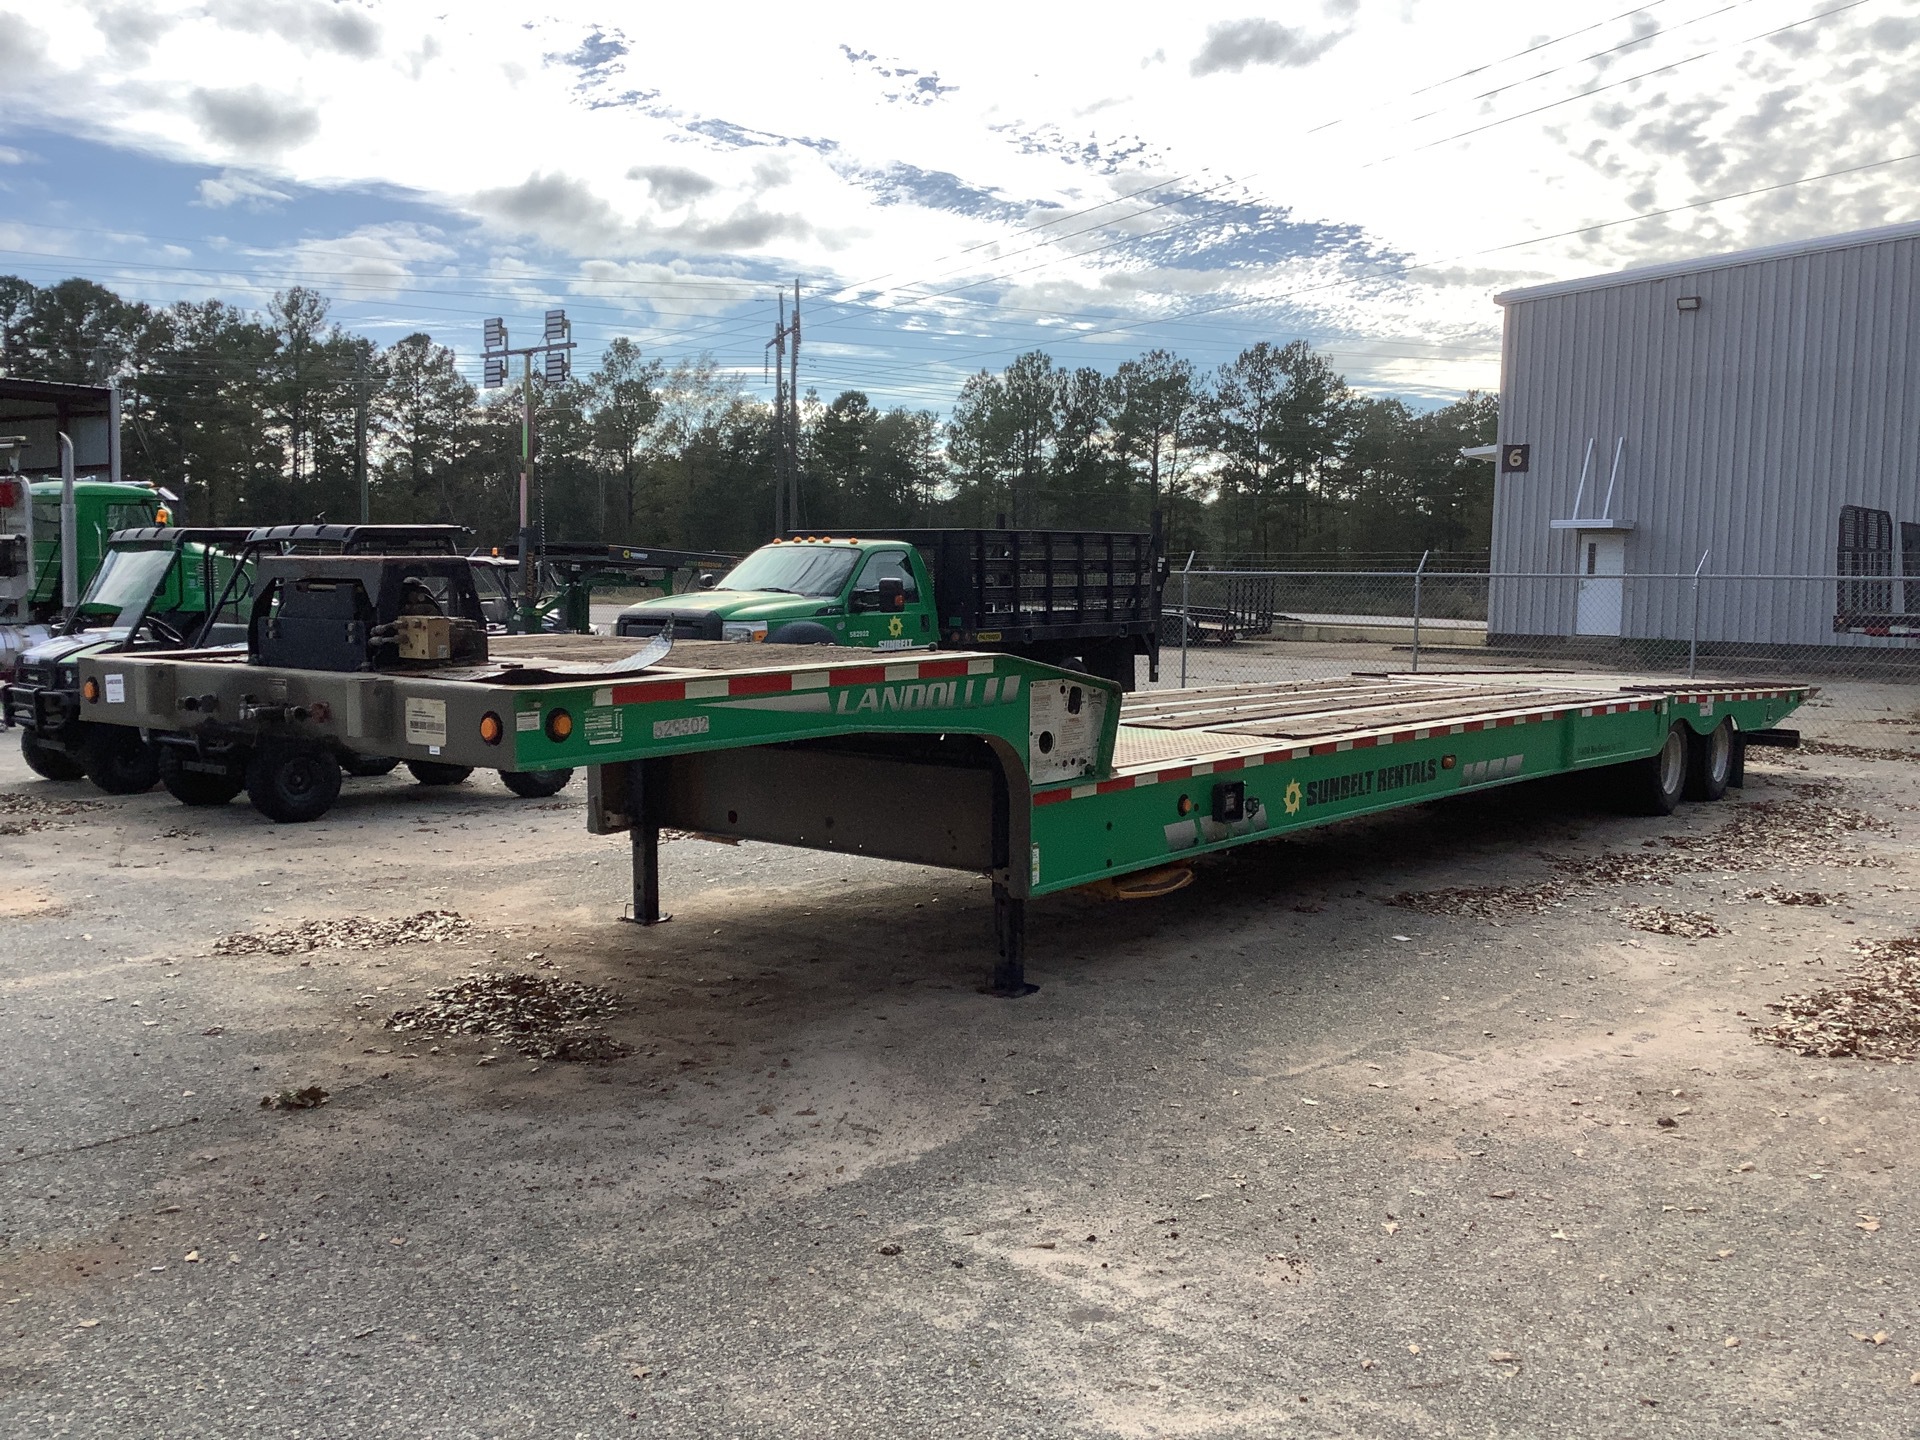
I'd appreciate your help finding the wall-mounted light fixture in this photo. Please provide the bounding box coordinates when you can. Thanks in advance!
[1676,295,1703,312]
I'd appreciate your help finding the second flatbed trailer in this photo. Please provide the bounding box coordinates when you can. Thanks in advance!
[76,637,1806,991]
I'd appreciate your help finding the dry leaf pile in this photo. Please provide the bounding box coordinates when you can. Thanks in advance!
[214,910,474,956]
[1386,883,1567,919]
[385,971,630,1062]
[1614,905,1725,939]
[261,1085,330,1110]
[1743,885,1843,906]
[0,789,101,835]
[1753,933,1920,1062]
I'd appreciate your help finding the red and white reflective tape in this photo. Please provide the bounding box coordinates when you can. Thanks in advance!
[609,654,993,706]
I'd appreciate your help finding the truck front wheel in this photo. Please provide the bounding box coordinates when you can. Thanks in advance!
[158,744,245,807]
[246,741,342,823]
[20,729,86,782]
[82,726,160,795]
[501,768,574,799]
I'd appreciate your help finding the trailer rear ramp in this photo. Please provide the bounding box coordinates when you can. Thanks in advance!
[76,638,1808,992]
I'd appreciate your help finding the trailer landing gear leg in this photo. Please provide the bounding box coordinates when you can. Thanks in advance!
[619,760,670,926]
[989,883,1036,997]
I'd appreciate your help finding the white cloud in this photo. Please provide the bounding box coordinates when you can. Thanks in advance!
[1,0,1908,398]
[195,170,293,209]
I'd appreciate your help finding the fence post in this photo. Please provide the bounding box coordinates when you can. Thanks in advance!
[1688,548,1710,678]
[1410,549,1429,674]
[1179,550,1194,688]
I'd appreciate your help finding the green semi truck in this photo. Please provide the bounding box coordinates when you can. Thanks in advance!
[612,529,1163,691]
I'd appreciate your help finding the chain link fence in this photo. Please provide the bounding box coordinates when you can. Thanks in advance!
[1151,568,1920,740]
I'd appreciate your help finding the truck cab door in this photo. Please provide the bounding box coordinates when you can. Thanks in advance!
[847,548,932,650]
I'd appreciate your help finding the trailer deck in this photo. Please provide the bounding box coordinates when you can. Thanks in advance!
[76,636,1808,990]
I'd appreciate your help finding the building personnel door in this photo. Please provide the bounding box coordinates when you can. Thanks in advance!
[1574,532,1625,636]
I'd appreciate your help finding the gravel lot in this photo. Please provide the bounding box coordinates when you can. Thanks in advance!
[3,679,1919,1438]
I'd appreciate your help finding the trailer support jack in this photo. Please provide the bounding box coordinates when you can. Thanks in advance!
[989,883,1034,997]
[619,759,670,926]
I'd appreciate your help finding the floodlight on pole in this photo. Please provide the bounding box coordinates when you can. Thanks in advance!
[543,309,567,343]
[483,353,507,389]
[484,317,507,351]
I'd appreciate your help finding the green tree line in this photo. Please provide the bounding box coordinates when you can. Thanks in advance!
[0,276,1497,563]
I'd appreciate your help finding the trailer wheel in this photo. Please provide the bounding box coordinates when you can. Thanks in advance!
[246,741,342,823]
[19,729,86,782]
[405,760,473,786]
[81,727,160,795]
[500,768,574,799]
[342,752,401,778]
[158,745,245,807]
[1685,719,1735,802]
[1621,722,1689,816]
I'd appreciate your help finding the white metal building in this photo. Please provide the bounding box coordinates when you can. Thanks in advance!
[1487,222,1920,649]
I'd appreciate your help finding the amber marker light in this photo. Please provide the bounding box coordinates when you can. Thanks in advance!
[479,712,504,745]
[82,678,100,702]
[545,709,574,742]
[1176,794,1195,816]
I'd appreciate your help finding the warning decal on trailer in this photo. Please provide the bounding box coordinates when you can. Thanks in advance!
[404,697,447,748]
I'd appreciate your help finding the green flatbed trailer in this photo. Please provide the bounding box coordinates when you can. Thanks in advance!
[73,637,1807,991]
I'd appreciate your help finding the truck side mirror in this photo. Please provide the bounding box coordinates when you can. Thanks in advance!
[698,572,717,590]
[878,576,904,611]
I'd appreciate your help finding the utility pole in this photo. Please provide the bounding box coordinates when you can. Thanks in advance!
[788,280,801,532]
[354,349,371,523]
[482,311,575,633]
[766,282,802,535]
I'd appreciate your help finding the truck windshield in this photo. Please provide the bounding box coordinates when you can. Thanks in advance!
[719,545,860,599]
[78,548,174,626]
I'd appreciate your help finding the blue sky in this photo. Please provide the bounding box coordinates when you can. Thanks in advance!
[2,0,1916,413]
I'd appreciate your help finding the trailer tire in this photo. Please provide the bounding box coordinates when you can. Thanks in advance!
[20,729,86,782]
[158,745,245,807]
[1685,719,1735,802]
[500,768,574,799]
[246,741,342,823]
[82,727,160,795]
[1621,722,1689,816]
[405,760,473,786]
[341,753,401,778]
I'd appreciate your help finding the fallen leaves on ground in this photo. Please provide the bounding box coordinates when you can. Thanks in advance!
[1753,932,1920,1061]
[1386,883,1566,918]
[1743,885,1844,906]
[1387,783,1891,920]
[215,910,473,956]
[1616,905,1725,939]
[260,1085,329,1110]
[1800,740,1920,763]
[385,971,629,1061]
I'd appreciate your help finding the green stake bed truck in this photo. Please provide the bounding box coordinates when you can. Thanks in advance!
[613,528,1164,691]
[73,615,1807,990]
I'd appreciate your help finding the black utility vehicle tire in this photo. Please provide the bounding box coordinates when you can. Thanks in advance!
[406,760,473,786]
[158,745,245,807]
[1685,719,1735,802]
[500,768,574,799]
[20,729,86,782]
[764,621,837,645]
[1621,722,1689,816]
[246,741,342,823]
[342,753,401,778]
[82,727,160,795]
